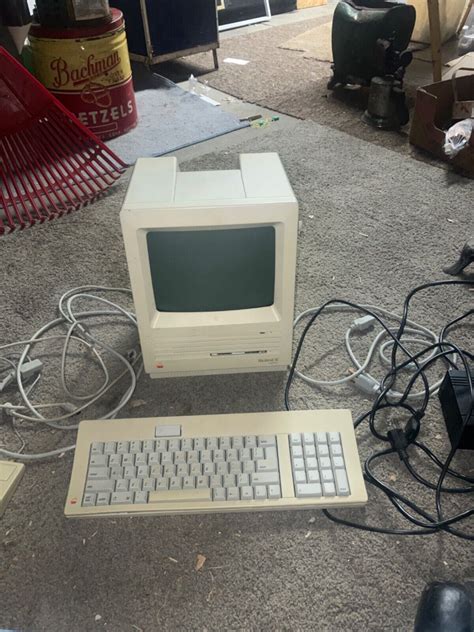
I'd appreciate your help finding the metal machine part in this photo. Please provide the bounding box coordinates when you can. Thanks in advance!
[328,0,415,90]
[363,75,409,130]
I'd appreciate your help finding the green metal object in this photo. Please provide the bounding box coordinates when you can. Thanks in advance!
[329,0,416,89]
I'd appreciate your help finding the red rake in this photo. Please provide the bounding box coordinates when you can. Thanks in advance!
[0,47,127,235]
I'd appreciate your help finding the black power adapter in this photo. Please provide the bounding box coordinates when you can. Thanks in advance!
[438,368,474,451]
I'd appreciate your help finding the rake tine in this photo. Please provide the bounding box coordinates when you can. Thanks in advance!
[24,123,84,209]
[0,141,29,229]
[2,134,44,223]
[57,111,127,173]
[37,116,103,198]
[50,114,112,191]
[19,127,71,212]
[9,131,57,219]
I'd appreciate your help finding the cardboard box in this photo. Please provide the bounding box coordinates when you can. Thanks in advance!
[410,74,474,176]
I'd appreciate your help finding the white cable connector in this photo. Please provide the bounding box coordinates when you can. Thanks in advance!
[352,315,376,332]
[351,373,381,397]
[0,359,43,393]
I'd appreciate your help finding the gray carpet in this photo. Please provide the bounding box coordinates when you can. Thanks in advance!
[1,120,473,632]
[107,72,248,164]
[163,17,447,165]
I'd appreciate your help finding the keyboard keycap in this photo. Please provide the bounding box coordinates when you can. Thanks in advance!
[328,432,340,444]
[88,467,110,480]
[194,438,206,450]
[174,451,186,464]
[226,449,238,461]
[155,479,168,491]
[142,440,154,453]
[115,479,130,492]
[196,475,209,489]
[331,444,343,457]
[96,492,110,506]
[256,459,278,473]
[304,445,316,458]
[251,472,280,486]
[187,451,199,464]
[82,493,96,507]
[155,425,181,438]
[111,492,133,504]
[322,470,334,483]
[305,457,318,470]
[148,453,161,465]
[203,463,215,475]
[200,450,212,463]
[155,439,167,451]
[210,475,222,488]
[90,455,108,467]
[130,440,142,453]
[169,476,182,490]
[241,486,253,500]
[85,479,115,493]
[117,441,129,454]
[227,487,240,501]
[294,471,306,484]
[243,461,255,474]
[136,465,149,478]
[190,463,202,477]
[108,454,121,467]
[332,456,345,469]
[219,437,231,450]
[323,482,336,497]
[168,439,181,451]
[290,433,302,446]
[162,464,175,478]
[245,436,257,448]
[253,447,264,460]
[296,483,322,498]
[254,485,267,499]
[335,470,350,496]
[207,437,218,450]
[104,441,116,454]
[91,442,104,454]
[258,435,276,447]
[223,474,236,488]
[268,485,281,499]
[213,488,226,501]
[239,448,251,461]
[216,462,228,475]
[315,432,327,444]
[292,458,305,471]
[237,473,250,487]
[291,445,303,458]
[232,437,244,449]
[303,433,314,445]
[307,470,320,483]
[149,489,212,503]
[181,438,194,450]
[213,450,225,463]
[229,461,242,474]
[318,444,330,457]
[122,454,134,467]
[176,464,189,477]
[134,453,147,466]
[129,479,142,492]
[134,491,148,504]
[183,476,195,489]
[319,457,332,470]
[142,478,156,491]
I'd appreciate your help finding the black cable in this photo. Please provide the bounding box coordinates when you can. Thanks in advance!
[287,280,474,539]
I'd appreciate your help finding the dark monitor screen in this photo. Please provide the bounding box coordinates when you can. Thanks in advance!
[147,227,276,312]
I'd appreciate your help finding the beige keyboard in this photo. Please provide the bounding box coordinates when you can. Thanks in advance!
[65,409,368,518]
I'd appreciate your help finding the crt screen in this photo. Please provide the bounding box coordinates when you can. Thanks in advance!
[146,227,276,312]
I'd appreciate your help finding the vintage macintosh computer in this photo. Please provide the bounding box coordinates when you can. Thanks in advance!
[65,154,367,518]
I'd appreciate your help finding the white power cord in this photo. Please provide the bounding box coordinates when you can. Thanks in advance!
[0,286,142,462]
[293,303,448,401]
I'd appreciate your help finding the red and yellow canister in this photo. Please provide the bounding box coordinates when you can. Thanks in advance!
[28,9,137,140]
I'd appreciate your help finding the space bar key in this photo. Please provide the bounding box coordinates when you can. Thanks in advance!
[148,490,212,503]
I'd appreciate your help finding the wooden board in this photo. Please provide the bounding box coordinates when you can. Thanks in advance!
[297,0,327,8]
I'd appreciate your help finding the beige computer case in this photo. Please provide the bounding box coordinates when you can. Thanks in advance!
[120,153,299,378]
